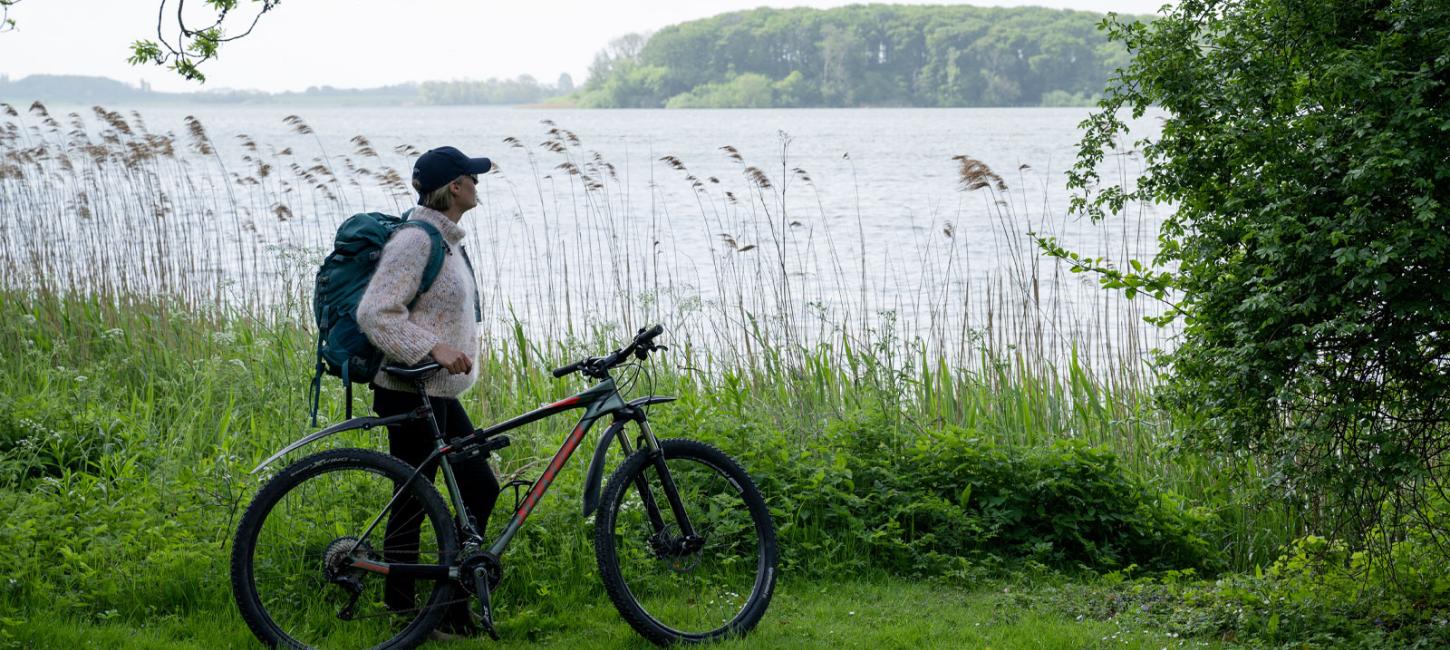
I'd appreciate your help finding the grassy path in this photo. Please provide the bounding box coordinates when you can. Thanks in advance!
[11,577,1225,649]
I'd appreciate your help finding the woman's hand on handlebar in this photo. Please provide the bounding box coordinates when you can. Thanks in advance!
[430,343,474,375]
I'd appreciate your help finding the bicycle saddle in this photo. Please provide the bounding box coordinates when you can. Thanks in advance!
[382,360,442,381]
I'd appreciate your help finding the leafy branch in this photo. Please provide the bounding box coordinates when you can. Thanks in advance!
[0,0,20,33]
[127,0,280,83]
[1034,13,1185,326]
[1064,14,1154,224]
[1030,233,1184,326]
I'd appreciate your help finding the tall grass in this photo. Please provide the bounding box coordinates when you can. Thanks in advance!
[0,102,1301,573]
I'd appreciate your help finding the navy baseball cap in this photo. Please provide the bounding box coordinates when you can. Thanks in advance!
[412,146,492,204]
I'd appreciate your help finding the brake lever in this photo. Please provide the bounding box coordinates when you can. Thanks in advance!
[633,343,667,360]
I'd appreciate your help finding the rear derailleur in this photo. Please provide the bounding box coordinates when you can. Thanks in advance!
[321,536,376,620]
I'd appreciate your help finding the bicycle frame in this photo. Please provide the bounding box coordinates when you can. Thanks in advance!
[252,374,684,581]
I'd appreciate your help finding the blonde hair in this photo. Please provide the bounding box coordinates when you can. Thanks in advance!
[413,178,455,211]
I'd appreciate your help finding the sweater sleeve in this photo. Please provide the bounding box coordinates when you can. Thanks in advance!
[356,228,440,364]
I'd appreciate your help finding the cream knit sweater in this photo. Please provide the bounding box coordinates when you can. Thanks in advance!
[356,206,480,397]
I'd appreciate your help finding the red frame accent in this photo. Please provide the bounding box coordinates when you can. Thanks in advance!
[547,396,582,409]
[350,559,391,575]
[514,423,589,521]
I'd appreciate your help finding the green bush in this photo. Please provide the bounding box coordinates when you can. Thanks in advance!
[1061,0,1450,549]
[664,73,775,108]
[667,405,1221,577]
[1038,90,1097,107]
[1042,525,1450,649]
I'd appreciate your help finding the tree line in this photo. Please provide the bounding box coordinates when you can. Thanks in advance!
[578,5,1138,108]
[418,73,574,106]
[0,73,576,107]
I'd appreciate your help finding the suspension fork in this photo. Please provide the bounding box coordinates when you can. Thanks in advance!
[626,419,697,538]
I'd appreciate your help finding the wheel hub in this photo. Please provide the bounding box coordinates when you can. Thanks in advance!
[648,528,707,572]
[321,536,376,581]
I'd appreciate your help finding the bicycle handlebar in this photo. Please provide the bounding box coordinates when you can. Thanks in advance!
[551,325,665,379]
[551,360,583,378]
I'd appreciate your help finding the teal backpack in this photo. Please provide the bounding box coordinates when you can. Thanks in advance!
[308,210,450,425]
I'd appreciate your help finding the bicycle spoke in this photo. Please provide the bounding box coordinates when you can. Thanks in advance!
[241,454,454,649]
[610,454,765,636]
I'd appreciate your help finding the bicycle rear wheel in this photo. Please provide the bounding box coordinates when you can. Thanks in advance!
[230,448,459,649]
[595,438,778,645]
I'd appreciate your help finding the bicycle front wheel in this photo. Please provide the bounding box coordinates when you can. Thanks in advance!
[230,448,459,649]
[595,438,778,645]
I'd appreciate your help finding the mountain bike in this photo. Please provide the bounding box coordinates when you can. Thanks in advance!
[230,325,778,648]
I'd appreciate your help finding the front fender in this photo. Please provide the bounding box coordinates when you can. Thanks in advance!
[581,395,676,517]
[250,413,413,475]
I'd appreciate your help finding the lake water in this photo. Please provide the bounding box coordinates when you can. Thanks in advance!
[1,104,1173,370]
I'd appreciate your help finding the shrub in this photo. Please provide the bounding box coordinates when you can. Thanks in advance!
[669,405,1222,577]
[1060,0,1450,551]
[664,73,776,108]
[1042,523,1450,649]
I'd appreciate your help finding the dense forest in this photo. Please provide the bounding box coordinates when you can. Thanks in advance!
[578,5,1138,108]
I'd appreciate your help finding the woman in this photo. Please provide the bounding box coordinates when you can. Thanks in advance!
[356,145,495,638]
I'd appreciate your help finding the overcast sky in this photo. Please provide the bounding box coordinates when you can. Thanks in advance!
[0,1,1170,93]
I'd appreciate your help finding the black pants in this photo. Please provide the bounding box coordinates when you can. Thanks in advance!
[372,385,500,626]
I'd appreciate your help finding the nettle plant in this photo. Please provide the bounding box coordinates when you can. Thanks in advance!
[1041,0,1450,553]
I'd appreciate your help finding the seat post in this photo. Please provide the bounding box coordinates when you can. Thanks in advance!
[412,379,446,441]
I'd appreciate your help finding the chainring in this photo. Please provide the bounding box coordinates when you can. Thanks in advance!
[455,551,503,594]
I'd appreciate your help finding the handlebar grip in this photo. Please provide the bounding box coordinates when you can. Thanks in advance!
[551,361,581,378]
[639,324,664,340]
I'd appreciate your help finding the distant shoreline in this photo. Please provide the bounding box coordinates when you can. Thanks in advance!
[0,74,1100,111]
[3,101,1103,111]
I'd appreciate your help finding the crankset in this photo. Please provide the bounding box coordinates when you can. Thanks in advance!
[457,549,503,640]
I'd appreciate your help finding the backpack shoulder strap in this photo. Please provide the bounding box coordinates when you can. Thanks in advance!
[396,220,446,302]
[458,244,483,323]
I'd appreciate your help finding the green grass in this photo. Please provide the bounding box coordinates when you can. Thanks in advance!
[7,576,1229,649]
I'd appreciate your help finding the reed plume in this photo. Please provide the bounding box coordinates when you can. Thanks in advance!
[953,155,1007,192]
[184,116,214,155]
[282,115,314,135]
